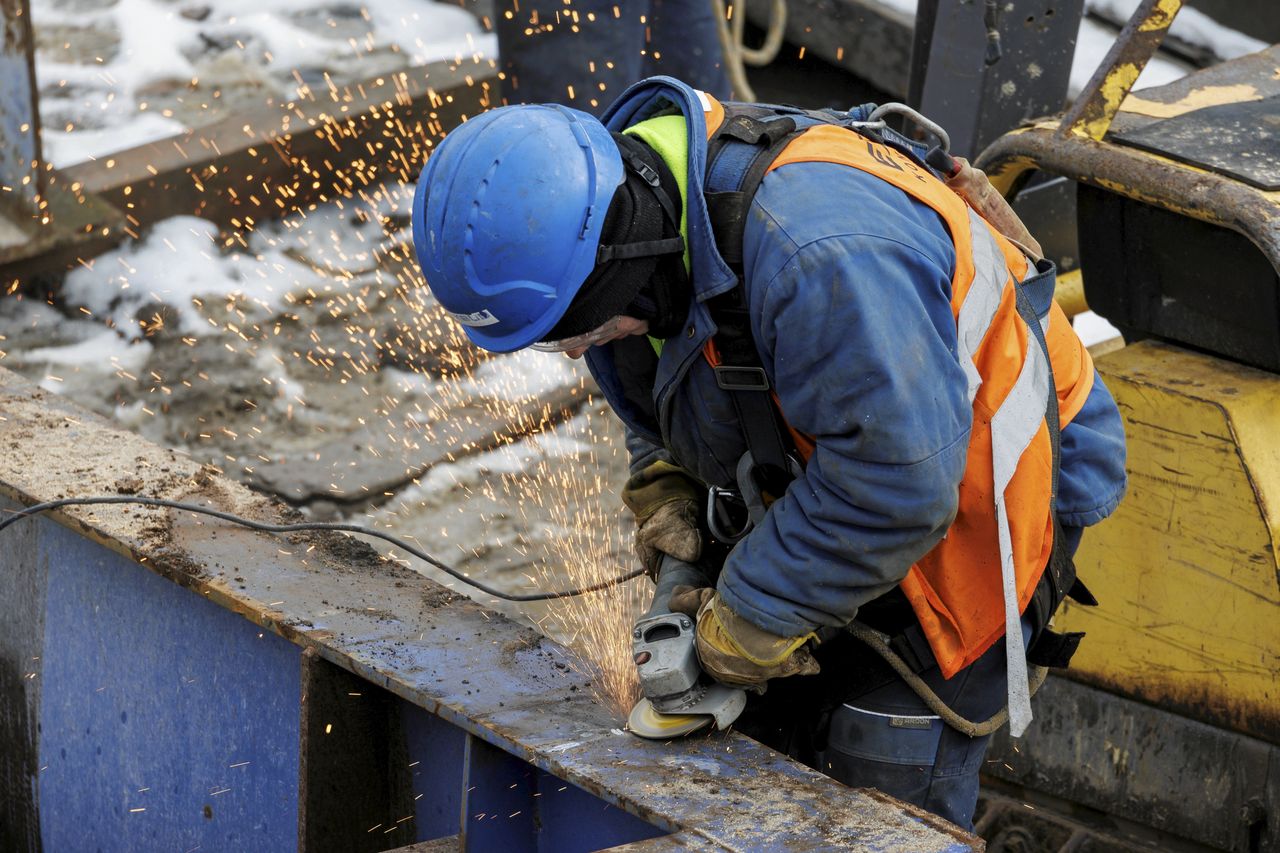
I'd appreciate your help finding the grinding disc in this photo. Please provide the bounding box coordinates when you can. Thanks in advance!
[627,697,714,739]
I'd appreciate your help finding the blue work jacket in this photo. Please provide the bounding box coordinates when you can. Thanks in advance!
[585,77,1127,640]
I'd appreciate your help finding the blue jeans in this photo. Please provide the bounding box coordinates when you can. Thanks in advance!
[737,618,1032,830]
[494,0,731,115]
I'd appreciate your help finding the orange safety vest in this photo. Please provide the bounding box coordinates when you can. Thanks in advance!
[700,96,1096,683]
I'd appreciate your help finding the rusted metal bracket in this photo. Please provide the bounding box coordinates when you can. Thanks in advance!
[1058,0,1183,141]
[976,46,1280,272]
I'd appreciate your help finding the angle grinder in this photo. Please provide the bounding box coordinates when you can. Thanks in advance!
[627,555,747,739]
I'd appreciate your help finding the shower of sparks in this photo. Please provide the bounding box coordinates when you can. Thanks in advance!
[3,2,678,725]
[499,405,651,716]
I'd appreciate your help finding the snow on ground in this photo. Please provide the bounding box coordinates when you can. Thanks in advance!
[444,347,581,404]
[1073,310,1123,348]
[31,0,495,166]
[56,205,402,339]
[62,216,253,338]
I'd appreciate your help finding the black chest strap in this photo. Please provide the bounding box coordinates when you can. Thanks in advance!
[702,115,807,498]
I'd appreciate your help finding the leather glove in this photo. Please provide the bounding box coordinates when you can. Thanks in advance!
[621,461,703,579]
[668,586,820,692]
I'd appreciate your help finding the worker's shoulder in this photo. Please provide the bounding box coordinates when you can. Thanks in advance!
[745,160,956,273]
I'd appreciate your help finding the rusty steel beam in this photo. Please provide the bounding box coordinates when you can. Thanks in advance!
[56,60,496,234]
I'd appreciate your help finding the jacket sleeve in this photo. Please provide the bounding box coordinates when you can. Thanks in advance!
[716,233,973,638]
[625,426,675,476]
[1057,373,1127,530]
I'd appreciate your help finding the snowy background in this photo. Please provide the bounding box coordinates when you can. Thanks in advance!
[31,0,496,166]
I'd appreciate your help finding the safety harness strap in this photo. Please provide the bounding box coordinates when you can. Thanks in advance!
[700,103,940,496]
[596,237,685,264]
[703,118,807,494]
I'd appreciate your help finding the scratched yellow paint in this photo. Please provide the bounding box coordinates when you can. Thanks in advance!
[1053,269,1087,319]
[1138,0,1182,31]
[1122,83,1262,119]
[1060,341,1280,741]
[1070,63,1142,140]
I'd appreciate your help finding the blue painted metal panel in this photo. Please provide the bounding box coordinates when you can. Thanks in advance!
[403,701,468,841]
[0,367,985,852]
[403,699,666,851]
[533,768,666,853]
[463,734,540,852]
[453,727,668,852]
[35,518,303,851]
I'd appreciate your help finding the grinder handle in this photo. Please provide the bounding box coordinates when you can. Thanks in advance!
[646,554,712,619]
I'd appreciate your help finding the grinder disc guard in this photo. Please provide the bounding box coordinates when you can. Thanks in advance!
[628,698,714,739]
[627,682,747,740]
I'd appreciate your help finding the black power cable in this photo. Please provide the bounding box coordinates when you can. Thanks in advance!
[0,496,645,602]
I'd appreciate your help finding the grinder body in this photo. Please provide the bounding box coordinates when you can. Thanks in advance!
[628,555,747,738]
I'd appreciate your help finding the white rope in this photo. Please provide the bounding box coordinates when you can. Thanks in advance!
[709,0,788,101]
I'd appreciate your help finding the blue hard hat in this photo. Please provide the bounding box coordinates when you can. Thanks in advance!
[411,104,625,352]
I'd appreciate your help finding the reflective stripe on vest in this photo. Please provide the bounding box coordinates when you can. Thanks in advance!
[698,96,1096,735]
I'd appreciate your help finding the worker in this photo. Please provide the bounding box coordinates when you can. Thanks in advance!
[495,0,731,114]
[410,76,1127,829]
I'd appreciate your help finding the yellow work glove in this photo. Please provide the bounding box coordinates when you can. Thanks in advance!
[668,586,820,691]
[621,461,703,579]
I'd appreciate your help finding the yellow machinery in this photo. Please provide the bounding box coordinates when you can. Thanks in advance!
[971,2,1279,849]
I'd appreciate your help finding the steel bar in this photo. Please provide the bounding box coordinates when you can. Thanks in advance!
[1059,0,1182,141]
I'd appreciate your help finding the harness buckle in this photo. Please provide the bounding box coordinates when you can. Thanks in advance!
[714,365,770,392]
[706,486,752,544]
[631,159,661,187]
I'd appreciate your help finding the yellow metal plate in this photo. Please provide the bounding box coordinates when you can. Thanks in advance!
[1061,341,1280,743]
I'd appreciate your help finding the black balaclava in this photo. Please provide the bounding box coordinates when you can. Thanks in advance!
[543,133,691,342]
